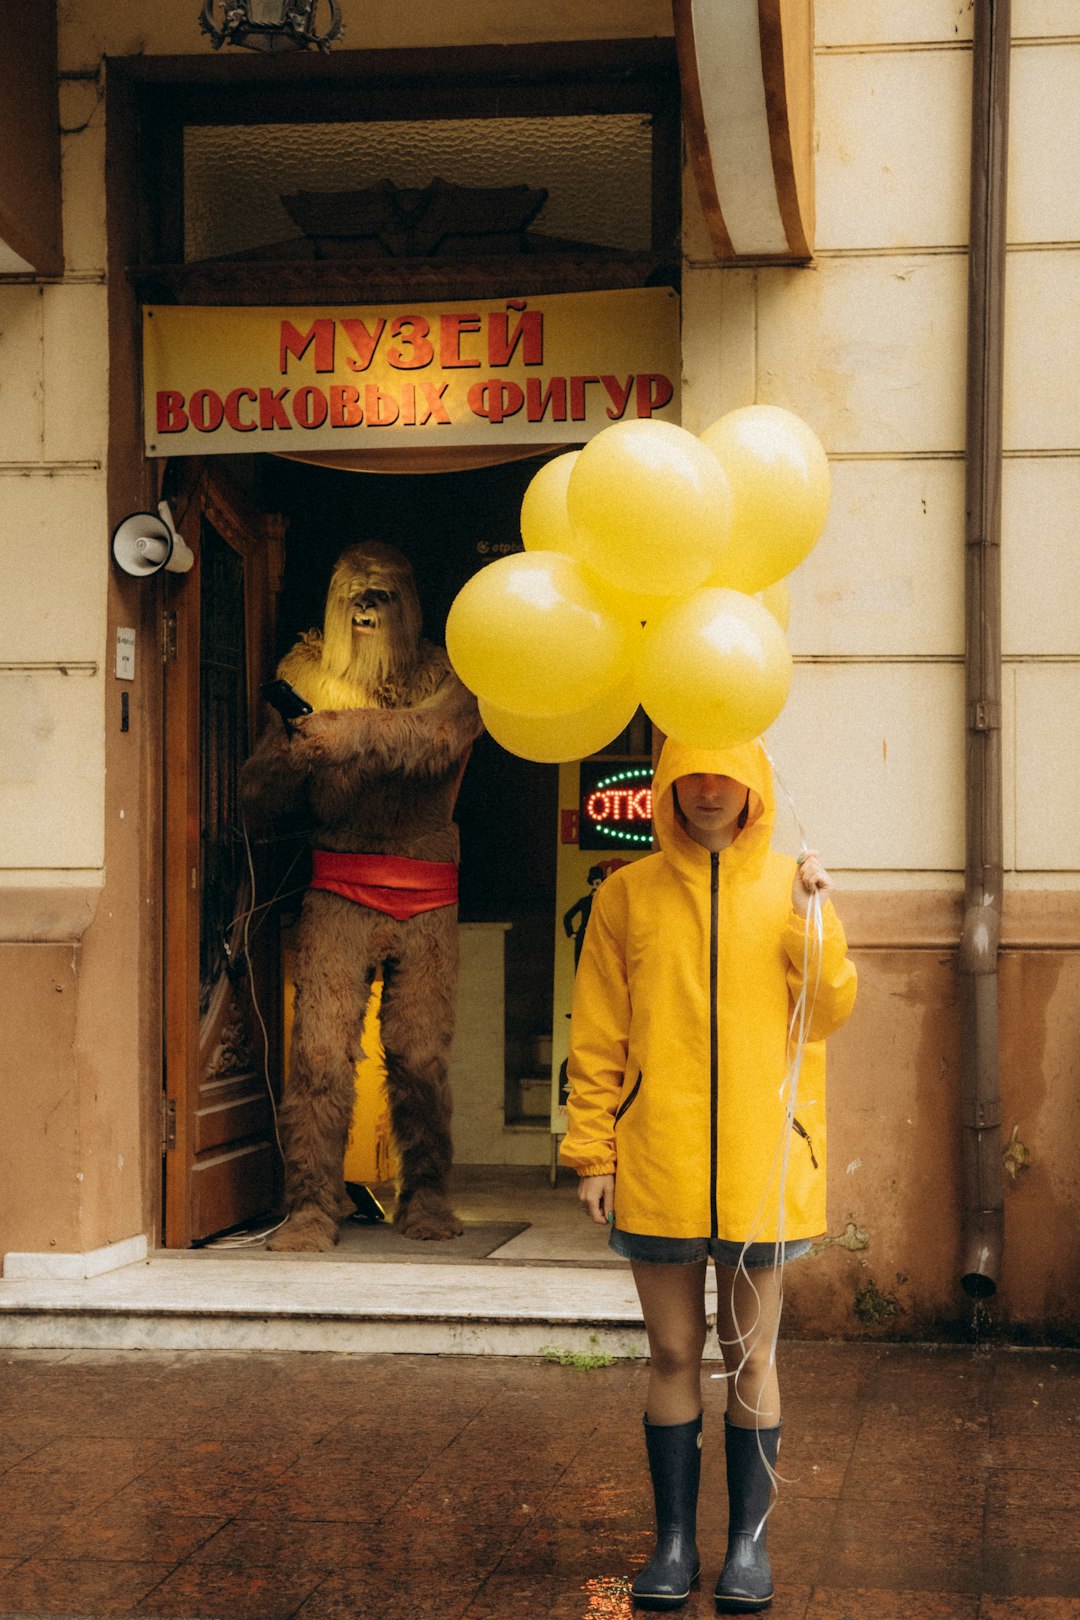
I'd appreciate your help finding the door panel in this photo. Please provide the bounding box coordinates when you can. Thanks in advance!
[163,465,286,1247]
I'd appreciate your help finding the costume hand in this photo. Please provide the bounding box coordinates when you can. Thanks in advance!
[288,711,338,759]
[792,849,832,918]
[578,1173,615,1226]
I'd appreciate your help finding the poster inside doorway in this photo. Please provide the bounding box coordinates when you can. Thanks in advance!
[550,757,653,1141]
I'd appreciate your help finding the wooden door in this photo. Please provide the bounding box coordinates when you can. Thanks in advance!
[162,466,287,1247]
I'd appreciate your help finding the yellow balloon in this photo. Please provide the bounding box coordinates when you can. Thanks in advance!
[520,450,582,557]
[700,406,830,593]
[583,564,681,630]
[445,550,632,718]
[758,577,791,630]
[479,676,639,764]
[567,418,733,597]
[636,588,792,749]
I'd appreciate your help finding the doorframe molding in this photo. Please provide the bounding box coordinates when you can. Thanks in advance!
[161,463,285,1248]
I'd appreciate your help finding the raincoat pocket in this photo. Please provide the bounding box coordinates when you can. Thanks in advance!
[615,1070,643,1125]
[793,1116,819,1170]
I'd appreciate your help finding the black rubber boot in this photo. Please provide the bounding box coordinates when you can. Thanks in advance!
[714,1416,781,1612]
[631,1412,702,1611]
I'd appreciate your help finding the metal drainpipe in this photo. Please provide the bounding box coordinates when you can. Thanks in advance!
[959,0,1011,1299]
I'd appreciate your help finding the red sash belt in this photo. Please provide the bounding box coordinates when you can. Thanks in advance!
[309,849,458,921]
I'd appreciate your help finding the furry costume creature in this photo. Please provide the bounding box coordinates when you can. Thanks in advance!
[240,542,482,1249]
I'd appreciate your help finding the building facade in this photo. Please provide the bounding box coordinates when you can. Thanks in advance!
[0,0,1076,1338]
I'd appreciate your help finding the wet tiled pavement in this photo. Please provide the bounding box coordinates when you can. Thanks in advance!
[0,1341,1076,1619]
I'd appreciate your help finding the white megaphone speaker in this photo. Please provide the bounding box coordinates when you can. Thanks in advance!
[111,501,194,577]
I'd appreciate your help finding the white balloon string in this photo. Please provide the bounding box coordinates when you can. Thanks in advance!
[763,741,812,857]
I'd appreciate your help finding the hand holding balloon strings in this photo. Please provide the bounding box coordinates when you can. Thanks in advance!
[792,849,831,919]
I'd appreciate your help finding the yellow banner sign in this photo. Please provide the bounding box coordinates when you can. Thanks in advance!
[142,287,680,457]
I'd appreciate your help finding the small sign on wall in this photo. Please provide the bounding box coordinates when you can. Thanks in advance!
[115,628,136,681]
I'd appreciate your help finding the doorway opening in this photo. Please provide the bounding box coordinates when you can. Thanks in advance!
[161,448,566,1251]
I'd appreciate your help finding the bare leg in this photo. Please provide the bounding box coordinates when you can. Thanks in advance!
[629,1261,706,1606]
[268,894,373,1252]
[714,1263,784,1427]
[631,1260,709,1424]
[380,909,463,1240]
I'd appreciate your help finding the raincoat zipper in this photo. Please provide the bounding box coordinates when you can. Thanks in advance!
[710,849,719,1240]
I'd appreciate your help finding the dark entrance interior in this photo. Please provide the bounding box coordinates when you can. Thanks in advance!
[252,451,560,1161]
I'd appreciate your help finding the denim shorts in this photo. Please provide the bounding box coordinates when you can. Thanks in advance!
[609,1228,813,1267]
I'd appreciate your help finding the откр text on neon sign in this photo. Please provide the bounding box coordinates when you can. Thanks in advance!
[585,788,653,824]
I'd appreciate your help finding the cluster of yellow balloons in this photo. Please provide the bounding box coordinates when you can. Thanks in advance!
[445,405,830,762]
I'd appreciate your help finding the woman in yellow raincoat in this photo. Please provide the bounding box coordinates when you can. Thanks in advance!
[560,737,856,1612]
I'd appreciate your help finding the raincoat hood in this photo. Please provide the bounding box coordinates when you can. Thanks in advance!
[652,736,776,880]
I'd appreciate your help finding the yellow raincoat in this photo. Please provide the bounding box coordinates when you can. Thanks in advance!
[559,738,857,1242]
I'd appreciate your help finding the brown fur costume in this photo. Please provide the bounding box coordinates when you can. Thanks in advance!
[240,542,482,1249]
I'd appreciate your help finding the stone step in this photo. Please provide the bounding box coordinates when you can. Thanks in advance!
[0,1254,727,1358]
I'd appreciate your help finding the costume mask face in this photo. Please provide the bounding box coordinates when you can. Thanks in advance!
[321,542,423,695]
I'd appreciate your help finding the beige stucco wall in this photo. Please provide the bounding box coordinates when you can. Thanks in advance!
[686,2,1080,883]
[0,0,1076,1330]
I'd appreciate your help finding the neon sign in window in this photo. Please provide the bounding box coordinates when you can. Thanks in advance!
[579,760,653,850]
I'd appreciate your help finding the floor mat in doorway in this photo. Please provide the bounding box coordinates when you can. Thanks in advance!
[189,1220,530,1263]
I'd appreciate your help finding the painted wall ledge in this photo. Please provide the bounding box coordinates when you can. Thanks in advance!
[3,1233,148,1281]
[0,871,104,942]
[839,889,1080,950]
